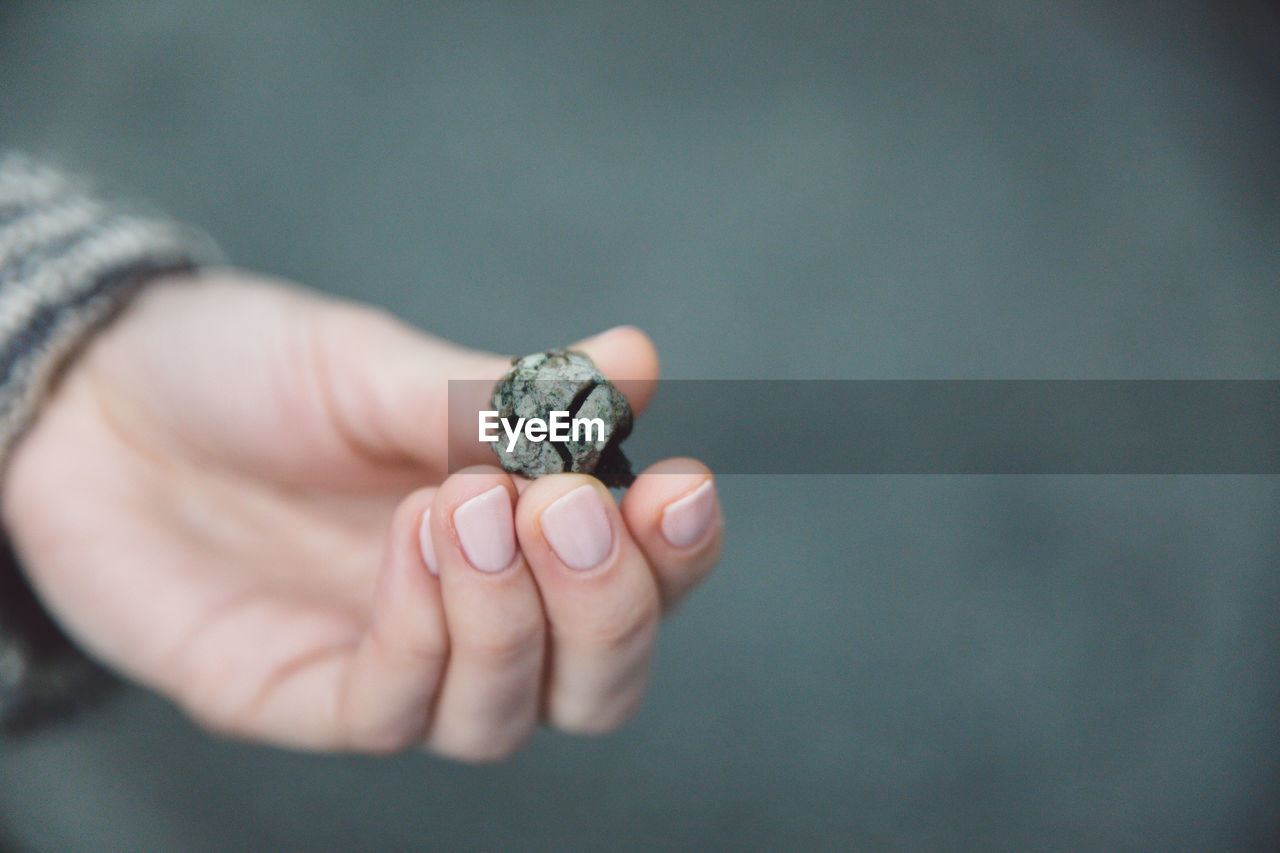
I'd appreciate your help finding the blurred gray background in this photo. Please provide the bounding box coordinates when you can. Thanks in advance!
[2,1,1278,849]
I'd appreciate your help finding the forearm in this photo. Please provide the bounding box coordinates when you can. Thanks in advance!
[0,154,218,733]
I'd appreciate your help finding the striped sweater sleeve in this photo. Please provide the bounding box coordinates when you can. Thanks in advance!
[0,154,221,733]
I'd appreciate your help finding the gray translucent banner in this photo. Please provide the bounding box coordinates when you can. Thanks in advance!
[448,380,1280,474]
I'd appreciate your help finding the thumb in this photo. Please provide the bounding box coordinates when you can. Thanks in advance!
[562,324,661,416]
[325,311,660,473]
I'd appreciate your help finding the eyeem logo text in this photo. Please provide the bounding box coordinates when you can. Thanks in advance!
[479,411,607,452]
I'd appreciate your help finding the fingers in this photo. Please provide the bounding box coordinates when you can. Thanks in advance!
[173,459,721,758]
[418,457,719,747]
[394,456,717,754]
[424,467,546,762]
[621,459,723,610]
[515,475,662,734]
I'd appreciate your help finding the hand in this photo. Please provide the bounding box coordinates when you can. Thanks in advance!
[1,268,722,761]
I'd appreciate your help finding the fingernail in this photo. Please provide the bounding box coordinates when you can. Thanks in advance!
[418,509,438,576]
[541,484,613,570]
[661,480,717,548]
[454,486,516,573]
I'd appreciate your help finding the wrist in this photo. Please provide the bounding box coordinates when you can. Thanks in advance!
[0,154,222,733]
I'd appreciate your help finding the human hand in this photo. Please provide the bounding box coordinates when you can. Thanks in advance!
[0,269,722,760]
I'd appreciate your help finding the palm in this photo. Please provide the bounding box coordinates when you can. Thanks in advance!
[8,274,471,737]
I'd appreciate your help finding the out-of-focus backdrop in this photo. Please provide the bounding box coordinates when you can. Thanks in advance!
[1,2,1278,849]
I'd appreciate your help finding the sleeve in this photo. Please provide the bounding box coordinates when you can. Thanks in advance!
[0,154,222,733]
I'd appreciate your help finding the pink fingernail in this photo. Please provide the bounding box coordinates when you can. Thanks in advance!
[541,485,613,570]
[453,486,516,573]
[661,480,717,548]
[418,509,438,576]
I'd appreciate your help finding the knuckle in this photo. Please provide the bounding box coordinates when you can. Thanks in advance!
[333,702,430,758]
[574,593,660,652]
[459,618,544,667]
[372,619,448,670]
[550,690,643,737]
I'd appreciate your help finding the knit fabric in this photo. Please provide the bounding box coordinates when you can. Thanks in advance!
[0,155,220,733]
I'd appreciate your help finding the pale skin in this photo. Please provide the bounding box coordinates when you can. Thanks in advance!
[0,268,722,762]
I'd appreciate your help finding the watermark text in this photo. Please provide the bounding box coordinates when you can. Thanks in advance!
[480,410,606,452]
